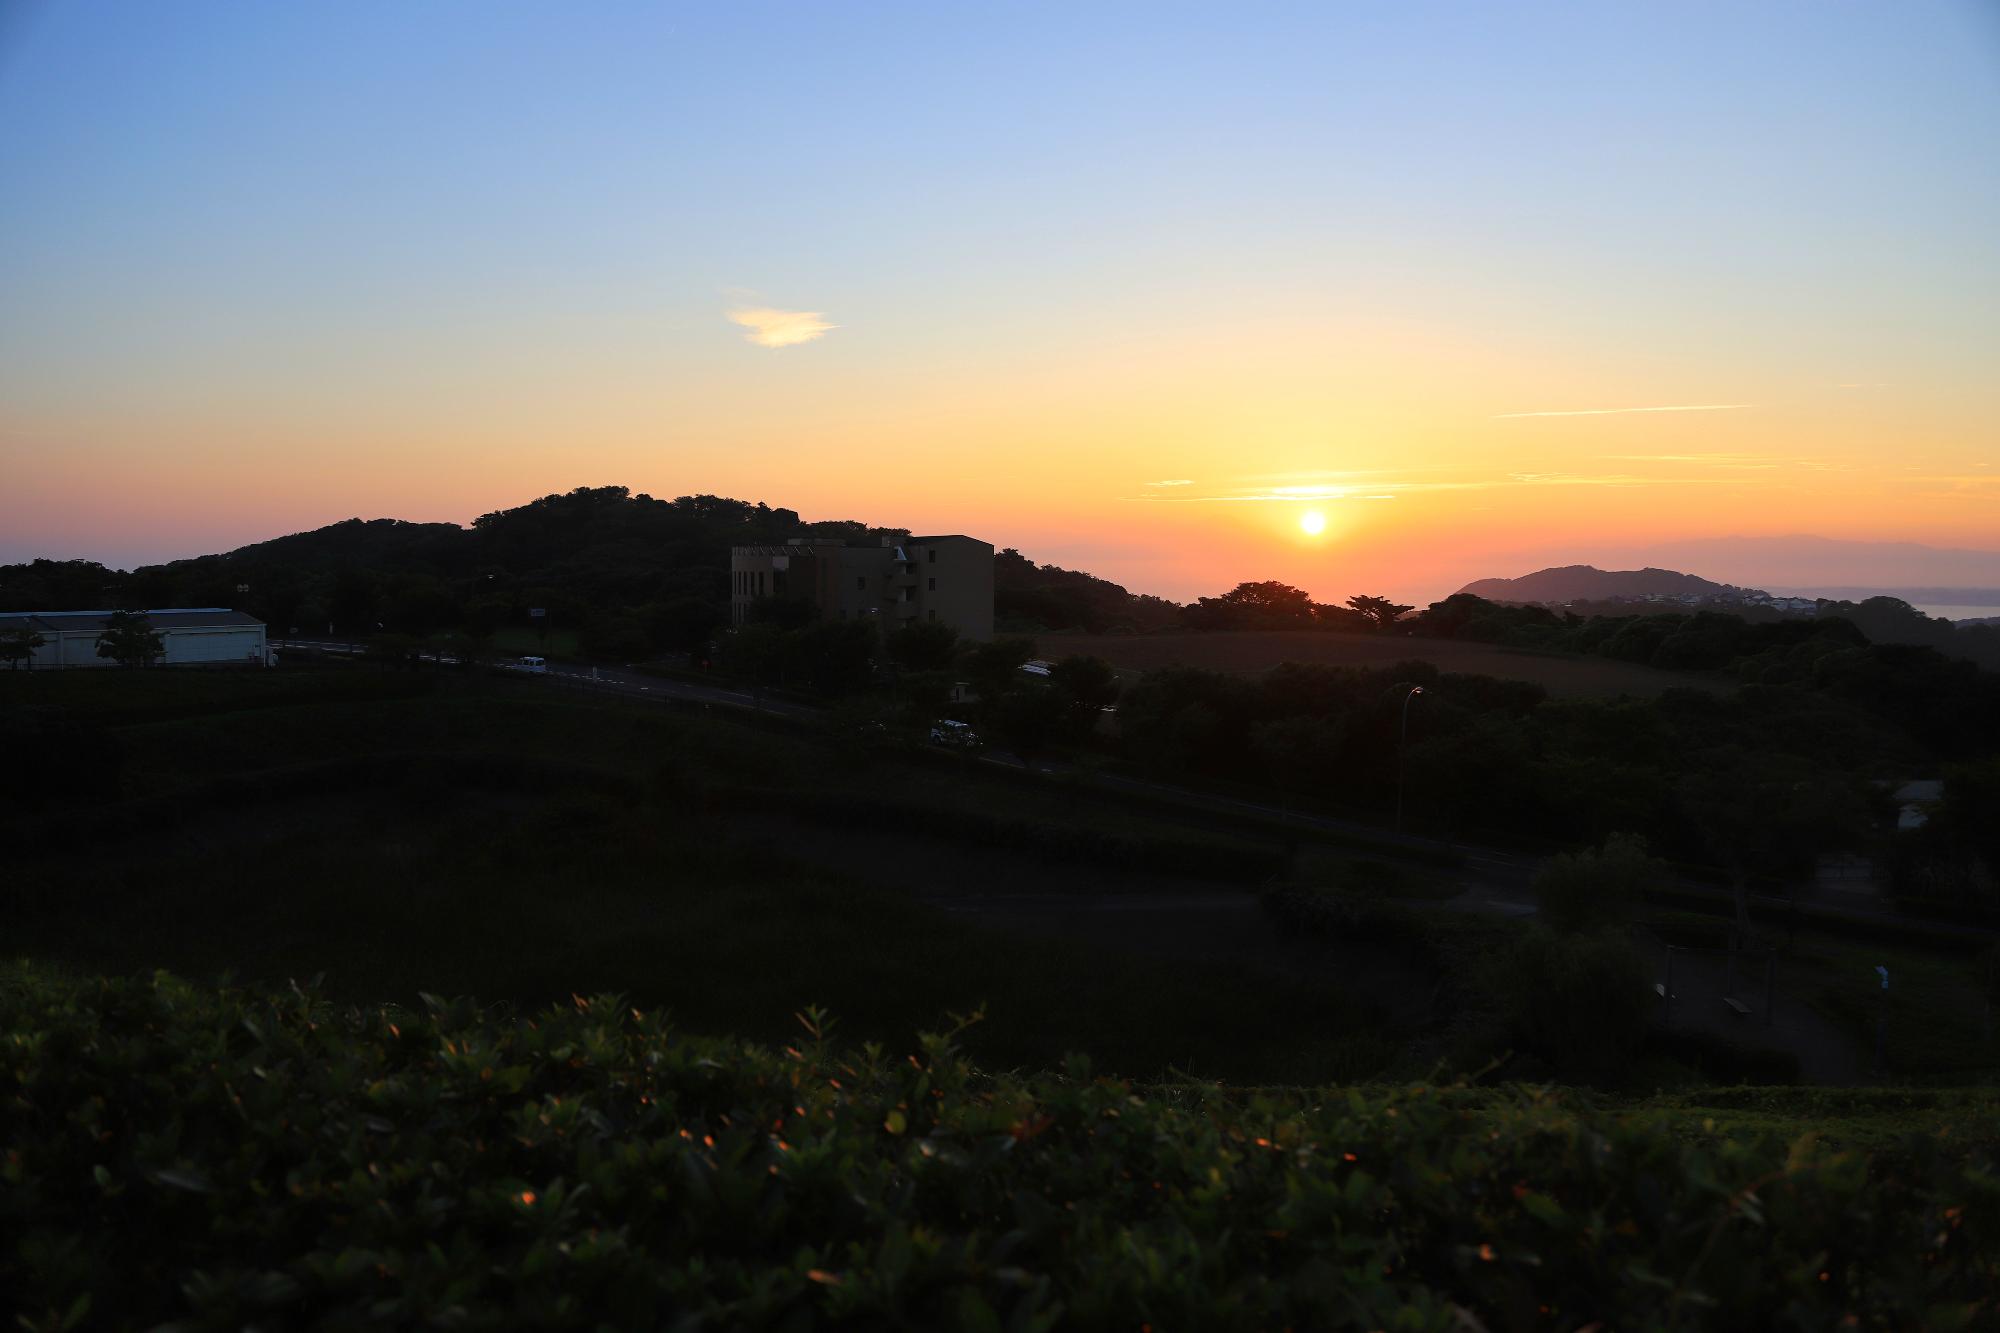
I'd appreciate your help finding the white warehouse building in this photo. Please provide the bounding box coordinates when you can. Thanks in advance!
[0,608,272,669]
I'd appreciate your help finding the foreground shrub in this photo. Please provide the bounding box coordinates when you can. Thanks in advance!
[3,969,1996,1330]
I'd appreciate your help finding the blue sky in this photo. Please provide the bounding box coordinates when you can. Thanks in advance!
[2,2,1996,597]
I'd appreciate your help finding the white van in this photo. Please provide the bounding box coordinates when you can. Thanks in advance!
[507,655,548,675]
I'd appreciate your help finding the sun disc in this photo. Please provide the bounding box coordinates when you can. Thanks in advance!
[1299,510,1326,536]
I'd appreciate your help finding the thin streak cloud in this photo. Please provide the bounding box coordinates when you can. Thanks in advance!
[1493,403,1750,419]
[1123,473,1746,502]
[1144,479,1193,487]
[727,306,837,348]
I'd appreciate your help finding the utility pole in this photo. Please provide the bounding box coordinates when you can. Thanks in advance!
[1396,685,1425,833]
[1874,965,1889,1076]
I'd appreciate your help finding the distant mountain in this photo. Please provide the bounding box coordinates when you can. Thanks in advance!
[1456,565,1763,604]
[1482,535,2000,592]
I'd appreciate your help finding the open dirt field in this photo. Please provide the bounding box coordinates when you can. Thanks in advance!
[1035,630,1729,699]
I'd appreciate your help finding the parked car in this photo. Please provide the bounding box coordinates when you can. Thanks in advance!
[506,655,548,675]
[928,719,980,748]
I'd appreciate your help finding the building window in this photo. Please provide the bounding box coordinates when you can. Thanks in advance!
[927,610,936,621]
[927,577,936,591]
[927,549,936,564]
[856,576,866,590]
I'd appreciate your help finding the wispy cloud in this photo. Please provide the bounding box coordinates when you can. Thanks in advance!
[1123,473,1743,503]
[1493,403,1750,419]
[727,306,837,348]
[1143,479,1193,487]
[1600,453,1859,473]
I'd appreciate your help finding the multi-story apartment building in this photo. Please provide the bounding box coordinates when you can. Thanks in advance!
[729,534,994,641]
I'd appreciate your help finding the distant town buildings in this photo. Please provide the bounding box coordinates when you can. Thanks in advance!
[0,608,270,668]
[729,535,995,640]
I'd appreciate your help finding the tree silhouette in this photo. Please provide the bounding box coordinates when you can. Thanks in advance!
[0,627,45,670]
[887,621,959,672]
[1345,595,1414,633]
[1184,581,1317,630]
[1048,654,1121,741]
[95,612,164,668]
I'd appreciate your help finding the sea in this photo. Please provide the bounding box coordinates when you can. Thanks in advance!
[1913,604,2000,623]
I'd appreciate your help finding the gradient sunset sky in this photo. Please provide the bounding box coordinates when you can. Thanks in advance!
[3,2,1996,603]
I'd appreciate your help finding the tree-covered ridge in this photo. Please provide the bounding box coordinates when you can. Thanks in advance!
[1408,588,2000,673]
[5,968,1995,1331]
[0,487,1174,650]
[994,548,1181,633]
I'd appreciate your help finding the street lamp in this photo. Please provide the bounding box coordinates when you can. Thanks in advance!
[1396,684,1425,833]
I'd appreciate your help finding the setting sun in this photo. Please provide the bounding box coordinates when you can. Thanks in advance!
[1299,511,1326,537]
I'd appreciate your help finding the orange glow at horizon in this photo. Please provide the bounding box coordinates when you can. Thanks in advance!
[4,294,1998,606]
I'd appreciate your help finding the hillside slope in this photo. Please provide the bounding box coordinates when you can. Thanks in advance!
[1459,564,1762,603]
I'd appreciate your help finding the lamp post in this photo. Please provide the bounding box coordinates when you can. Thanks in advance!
[1396,684,1425,833]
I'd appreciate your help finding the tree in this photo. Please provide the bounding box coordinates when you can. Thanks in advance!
[0,627,45,670]
[983,683,1065,760]
[1533,833,1666,935]
[1183,581,1317,631]
[580,612,652,663]
[1251,714,1347,814]
[95,612,164,668]
[960,636,1036,696]
[791,620,877,697]
[1048,654,1121,742]
[747,595,817,630]
[1490,927,1650,1078]
[1345,595,1414,633]
[648,597,726,656]
[887,621,959,672]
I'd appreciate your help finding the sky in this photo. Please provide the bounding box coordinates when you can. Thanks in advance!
[2,1,1997,604]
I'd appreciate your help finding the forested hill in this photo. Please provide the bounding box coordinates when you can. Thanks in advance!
[0,485,1178,648]
[994,548,1182,633]
[1459,564,1762,603]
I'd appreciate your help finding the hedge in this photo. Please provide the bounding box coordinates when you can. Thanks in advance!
[4,969,1996,1330]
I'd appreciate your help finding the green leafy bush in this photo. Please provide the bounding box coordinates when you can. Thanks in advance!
[4,969,1995,1331]
[1533,833,1667,935]
[1490,928,1653,1079]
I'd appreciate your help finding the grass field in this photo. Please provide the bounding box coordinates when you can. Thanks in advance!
[1,666,1404,1084]
[1036,629,1730,698]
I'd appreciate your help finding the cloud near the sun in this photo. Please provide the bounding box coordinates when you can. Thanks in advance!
[727,306,837,348]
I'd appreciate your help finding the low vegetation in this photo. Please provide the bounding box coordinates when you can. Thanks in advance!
[6,967,1997,1331]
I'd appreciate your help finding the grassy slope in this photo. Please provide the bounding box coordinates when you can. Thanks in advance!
[2,668,1392,1084]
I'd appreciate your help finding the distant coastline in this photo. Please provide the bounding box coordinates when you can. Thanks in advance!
[1913,604,2000,624]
